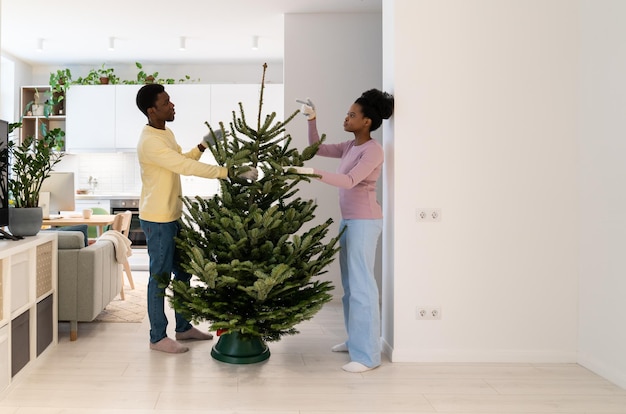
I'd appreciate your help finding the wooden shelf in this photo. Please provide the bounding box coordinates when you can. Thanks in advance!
[20,86,66,143]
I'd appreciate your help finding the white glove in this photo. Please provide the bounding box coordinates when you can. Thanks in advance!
[201,129,224,148]
[296,98,316,120]
[283,166,314,175]
[231,167,259,181]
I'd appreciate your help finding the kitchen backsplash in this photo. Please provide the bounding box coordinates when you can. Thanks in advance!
[57,152,221,197]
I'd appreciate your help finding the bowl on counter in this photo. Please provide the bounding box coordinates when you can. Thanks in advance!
[76,189,90,195]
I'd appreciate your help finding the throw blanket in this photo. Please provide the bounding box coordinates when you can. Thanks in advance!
[99,230,133,263]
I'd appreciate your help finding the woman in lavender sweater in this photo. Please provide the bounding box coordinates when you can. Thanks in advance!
[298,89,394,372]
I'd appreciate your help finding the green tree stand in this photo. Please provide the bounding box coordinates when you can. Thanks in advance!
[211,332,270,364]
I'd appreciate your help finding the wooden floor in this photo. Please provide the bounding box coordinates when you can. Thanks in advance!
[1,270,625,413]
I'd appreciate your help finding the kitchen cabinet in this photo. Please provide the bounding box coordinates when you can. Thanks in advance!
[66,85,115,151]
[0,233,58,392]
[114,85,144,151]
[67,85,143,152]
[64,84,283,152]
[115,84,213,151]
[164,84,212,150]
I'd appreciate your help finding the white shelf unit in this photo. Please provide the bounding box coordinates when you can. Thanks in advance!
[0,232,58,393]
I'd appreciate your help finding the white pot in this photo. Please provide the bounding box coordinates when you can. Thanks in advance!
[32,104,45,116]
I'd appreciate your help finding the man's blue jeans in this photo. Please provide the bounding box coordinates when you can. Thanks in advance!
[339,218,383,368]
[140,219,192,343]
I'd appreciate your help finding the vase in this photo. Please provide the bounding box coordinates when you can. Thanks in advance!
[8,207,43,237]
[211,331,270,364]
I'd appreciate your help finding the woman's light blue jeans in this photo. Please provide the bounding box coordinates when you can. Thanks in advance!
[140,219,193,343]
[339,218,383,368]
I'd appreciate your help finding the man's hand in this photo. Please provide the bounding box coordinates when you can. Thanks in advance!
[201,129,224,148]
[283,166,314,175]
[229,166,259,181]
[296,98,316,120]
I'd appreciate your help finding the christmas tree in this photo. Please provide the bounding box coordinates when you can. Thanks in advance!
[167,64,340,344]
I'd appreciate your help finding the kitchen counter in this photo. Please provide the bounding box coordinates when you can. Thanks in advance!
[75,194,139,200]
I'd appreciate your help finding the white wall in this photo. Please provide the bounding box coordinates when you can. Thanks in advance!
[577,0,626,389]
[283,13,383,300]
[387,0,579,363]
[381,0,396,350]
[1,52,34,123]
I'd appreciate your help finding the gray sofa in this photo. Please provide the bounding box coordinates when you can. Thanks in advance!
[56,230,122,341]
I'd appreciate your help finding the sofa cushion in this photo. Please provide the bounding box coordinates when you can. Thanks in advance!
[57,231,86,249]
[45,225,89,247]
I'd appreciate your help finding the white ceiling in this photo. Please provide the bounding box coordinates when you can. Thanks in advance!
[1,0,382,66]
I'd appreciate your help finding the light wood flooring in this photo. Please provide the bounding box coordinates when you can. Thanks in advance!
[1,270,625,413]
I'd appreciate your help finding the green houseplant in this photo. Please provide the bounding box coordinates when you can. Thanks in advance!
[96,64,119,85]
[165,64,339,363]
[50,62,196,88]
[7,123,65,236]
[129,62,159,84]
[49,68,72,113]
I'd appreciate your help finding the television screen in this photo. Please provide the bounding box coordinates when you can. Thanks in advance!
[0,119,8,228]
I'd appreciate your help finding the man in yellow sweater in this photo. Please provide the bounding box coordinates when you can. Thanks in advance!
[136,84,258,353]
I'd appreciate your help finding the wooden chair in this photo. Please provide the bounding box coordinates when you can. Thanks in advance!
[110,211,135,300]
[87,207,110,243]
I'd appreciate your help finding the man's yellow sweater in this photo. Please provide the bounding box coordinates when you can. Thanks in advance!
[137,125,227,223]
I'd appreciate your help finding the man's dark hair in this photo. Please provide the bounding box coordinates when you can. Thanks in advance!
[136,83,165,116]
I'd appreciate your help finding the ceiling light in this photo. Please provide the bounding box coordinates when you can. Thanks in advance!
[179,36,186,51]
[108,37,115,51]
[252,35,259,50]
[37,38,44,52]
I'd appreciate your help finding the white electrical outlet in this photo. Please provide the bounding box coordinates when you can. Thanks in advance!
[416,306,442,320]
[416,208,441,222]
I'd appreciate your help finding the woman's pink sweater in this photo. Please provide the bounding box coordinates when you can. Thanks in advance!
[308,120,383,219]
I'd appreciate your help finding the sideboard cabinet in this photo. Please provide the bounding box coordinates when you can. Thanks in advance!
[0,232,58,393]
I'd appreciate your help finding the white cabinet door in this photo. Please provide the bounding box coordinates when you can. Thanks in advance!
[114,85,145,151]
[210,84,284,133]
[163,84,212,151]
[66,84,283,153]
[66,86,115,152]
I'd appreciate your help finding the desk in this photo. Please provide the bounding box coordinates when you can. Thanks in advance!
[42,215,117,237]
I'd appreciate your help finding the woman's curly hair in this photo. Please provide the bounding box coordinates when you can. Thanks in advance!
[355,89,394,131]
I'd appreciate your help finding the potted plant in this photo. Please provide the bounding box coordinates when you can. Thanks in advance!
[97,64,119,85]
[52,63,196,87]
[131,62,158,84]
[49,68,72,114]
[165,64,339,363]
[74,69,100,85]
[6,123,65,237]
